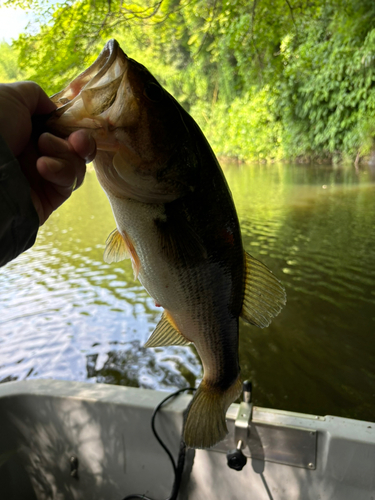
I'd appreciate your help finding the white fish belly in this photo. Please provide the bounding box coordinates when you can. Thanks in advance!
[109,196,196,312]
[108,195,235,349]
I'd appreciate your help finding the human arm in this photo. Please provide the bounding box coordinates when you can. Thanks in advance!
[0,82,96,267]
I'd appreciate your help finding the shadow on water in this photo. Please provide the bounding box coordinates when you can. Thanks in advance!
[0,163,374,421]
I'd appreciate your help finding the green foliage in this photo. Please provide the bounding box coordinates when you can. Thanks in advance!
[277,0,375,159]
[4,0,375,161]
[0,41,26,82]
[14,0,113,94]
[191,87,282,161]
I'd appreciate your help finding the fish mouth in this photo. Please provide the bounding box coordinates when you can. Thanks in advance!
[46,39,130,141]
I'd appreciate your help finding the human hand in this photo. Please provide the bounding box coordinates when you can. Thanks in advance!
[0,81,96,225]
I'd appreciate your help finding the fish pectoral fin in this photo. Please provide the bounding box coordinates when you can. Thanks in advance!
[104,229,130,263]
[241,251,286,328]
[144,311,191,348]
[103,228,141,280]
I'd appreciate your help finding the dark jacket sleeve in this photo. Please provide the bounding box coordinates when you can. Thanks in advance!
[0,135,39,267]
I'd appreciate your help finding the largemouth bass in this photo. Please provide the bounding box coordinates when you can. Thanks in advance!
[47,39,286,449]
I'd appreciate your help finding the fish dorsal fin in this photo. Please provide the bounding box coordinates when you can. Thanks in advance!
[144,311,191,348]
[104,228,141,280]
[241,252,286,328]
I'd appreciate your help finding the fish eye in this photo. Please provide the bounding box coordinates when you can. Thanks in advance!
[144,82,164,102]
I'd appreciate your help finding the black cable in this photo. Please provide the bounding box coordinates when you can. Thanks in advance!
[122,386,196,500]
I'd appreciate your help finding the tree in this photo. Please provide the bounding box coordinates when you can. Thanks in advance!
[0,41,25,82]
[5,0,375,161]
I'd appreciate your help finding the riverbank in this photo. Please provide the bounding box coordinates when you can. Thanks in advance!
[217,152,375,167]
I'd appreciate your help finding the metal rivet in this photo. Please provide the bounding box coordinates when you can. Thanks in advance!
[308,462,314,469]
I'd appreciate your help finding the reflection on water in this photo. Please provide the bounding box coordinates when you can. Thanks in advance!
[1,163,375,421]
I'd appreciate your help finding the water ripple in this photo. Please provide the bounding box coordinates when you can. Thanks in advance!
[1,166,375,422]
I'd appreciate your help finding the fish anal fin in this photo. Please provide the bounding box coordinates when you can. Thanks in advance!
[184,377,242,449]
[144,311,191,348]
[104,228,141,280]
[241,251,286,328]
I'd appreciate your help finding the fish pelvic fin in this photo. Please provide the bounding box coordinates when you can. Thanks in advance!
[104,228,141,280]
[241,251,286,328]
[184,376,242,449]
[144,311,191,348]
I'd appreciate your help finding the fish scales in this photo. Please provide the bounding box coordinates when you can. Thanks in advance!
[116,191,242,389]
[46,39,286,449]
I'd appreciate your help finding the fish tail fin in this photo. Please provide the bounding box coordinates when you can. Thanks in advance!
[183,376,242,449]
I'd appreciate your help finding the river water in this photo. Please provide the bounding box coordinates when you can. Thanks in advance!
[1,163,375,422]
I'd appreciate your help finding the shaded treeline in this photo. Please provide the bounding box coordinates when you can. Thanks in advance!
[2,0,375,161]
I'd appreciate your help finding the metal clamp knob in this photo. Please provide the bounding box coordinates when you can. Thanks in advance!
[226,380,253,471]
[226,440,247,471]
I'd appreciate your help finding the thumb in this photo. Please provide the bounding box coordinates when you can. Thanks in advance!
[0,82,57,156]
[10,81,56,116]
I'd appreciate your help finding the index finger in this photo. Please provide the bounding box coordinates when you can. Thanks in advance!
[5,81,56,116]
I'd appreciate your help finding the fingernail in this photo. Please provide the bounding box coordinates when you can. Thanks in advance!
[85,135,97,163]
[45,157,65,173]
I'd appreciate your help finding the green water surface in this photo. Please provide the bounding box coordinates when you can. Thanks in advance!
[1,162,374,422]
